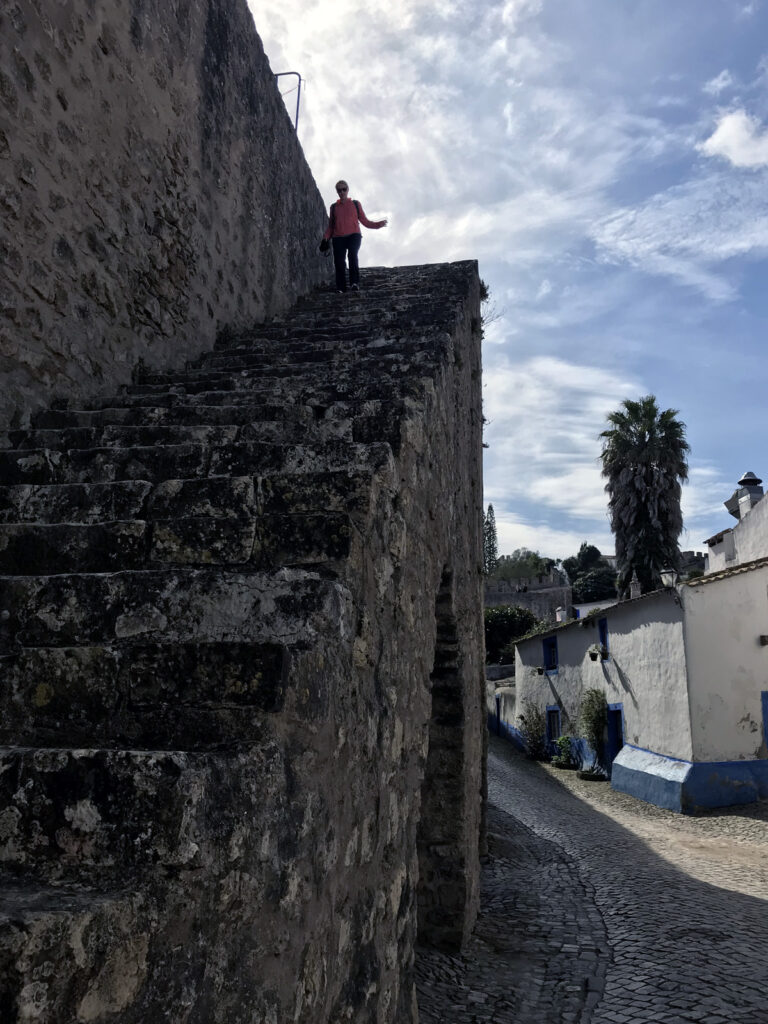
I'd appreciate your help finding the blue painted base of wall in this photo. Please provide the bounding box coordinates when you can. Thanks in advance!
[611,744,768,813]
[487,712,525,752]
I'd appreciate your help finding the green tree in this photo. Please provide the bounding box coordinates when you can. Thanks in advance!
[562,542,603,580]
[563,542,617,602]
[599,395,689,598]
[484,605,539,663]
[573,566,617,603]
[483,504,498,575]
[490,548,555,581]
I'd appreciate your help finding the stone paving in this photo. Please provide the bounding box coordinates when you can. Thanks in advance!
[415,735,768,1023]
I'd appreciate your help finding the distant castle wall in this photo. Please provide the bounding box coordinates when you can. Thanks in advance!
[484,578,573,623]
[0,0,327,428]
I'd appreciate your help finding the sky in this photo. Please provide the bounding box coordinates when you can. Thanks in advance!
[250,0,768,561]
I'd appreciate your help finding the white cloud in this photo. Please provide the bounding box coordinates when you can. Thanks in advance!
[254,0,768,565]
[483,357,734,561]
[699,109,768,168]
[494,515,614,562]
[592,170,768,300]
[681,465,732,525]
[501,0,543,30]
[703,70,734,96]
[252,0,684,285]
[483,356,642,517]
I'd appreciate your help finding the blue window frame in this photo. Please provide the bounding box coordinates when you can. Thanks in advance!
[598,617,609,658]
[542,635,558,673]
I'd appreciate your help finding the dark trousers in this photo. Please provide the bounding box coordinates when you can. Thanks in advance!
[332,233,362,291]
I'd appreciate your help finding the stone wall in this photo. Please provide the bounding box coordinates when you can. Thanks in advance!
[0,0,327,429]
[484,579,572,623]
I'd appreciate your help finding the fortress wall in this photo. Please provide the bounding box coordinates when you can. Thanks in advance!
[0,0,327,428]
[0,263,486,1024]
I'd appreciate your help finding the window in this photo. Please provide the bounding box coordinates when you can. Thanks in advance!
[546,706,561,742]
[542,636,558,672]
[598,617,609,658]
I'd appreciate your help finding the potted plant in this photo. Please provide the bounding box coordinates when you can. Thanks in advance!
[551,735,577,770]
[587,643,608,662]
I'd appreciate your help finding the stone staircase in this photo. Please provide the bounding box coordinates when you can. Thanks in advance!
[0,262,482,1023]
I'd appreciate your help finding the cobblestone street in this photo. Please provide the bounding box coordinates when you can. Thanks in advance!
[416,735,768,1024]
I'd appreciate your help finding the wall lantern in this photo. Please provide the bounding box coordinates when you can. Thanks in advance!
[660,568,679,588]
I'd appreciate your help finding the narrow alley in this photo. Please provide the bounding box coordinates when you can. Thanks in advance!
[416,735,768,1024]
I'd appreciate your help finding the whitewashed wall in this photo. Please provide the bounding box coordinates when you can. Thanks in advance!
[706,532,735,573]
[683,567,768,761]
[707,493,768,572]
[732,497,768,566]
[515,593,691,760]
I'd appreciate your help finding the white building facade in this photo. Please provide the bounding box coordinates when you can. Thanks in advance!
[506,558,768,812]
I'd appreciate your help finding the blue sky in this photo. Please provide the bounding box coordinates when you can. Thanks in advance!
[251,0,767,560]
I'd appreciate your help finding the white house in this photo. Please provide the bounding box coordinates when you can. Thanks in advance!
[502,555,768,813]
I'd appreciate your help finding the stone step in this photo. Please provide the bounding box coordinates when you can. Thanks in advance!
[55,376,425,418]
[0,741,289,885]
[0,479,153,524]
[0,567,354,651]
[0,469,378,525]
[1,416,356,453]
[0,876,150,1020]
[190,335,438,371]
[1,424,242,451]
[89,382,424,415]
[2,410,402,478]
[31,400,309,430]
[122,351,437,398]
[29,393,403,430]
[0,442,209,486]
[208,438,393,480]
[0,641,300,749]
[198,342,439,375]
[209,306,419,349]
[0,508,357,573]
[0,438,392,485]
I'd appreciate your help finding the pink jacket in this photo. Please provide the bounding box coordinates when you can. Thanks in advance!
[323,198,384,240]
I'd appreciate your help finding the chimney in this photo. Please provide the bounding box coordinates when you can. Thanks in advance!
[724,471,764,520]
[629,570,641,600]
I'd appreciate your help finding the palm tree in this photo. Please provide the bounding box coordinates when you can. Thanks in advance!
[599,396,689,597]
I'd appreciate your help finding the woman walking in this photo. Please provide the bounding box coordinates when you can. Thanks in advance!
[323,180,387,293]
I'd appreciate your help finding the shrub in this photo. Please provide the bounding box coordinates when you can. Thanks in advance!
[551,734,577,769]
[484,605,539,663]
[518,700,549,761]
[579,688,607,771]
